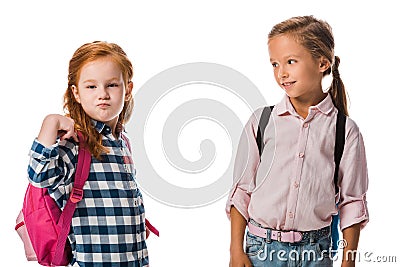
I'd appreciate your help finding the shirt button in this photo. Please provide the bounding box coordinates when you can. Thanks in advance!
[288,212,294,219]
[299,152,304,158]
[303,123,309,128]
[294,182,299,188]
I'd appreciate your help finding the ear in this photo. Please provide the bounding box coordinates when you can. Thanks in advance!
[125,81,133,101]
[318,57,331,73]
[71,85,81,103]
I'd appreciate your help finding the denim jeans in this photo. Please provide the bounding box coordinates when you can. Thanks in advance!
[246,222,333,267]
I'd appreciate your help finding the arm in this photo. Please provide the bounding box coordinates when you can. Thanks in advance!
[226,108,265,266]
[338,121,369,230]
[28,114,79,189]
[226,108,263,220]
[38,114,78,146]
[337,120,369,266]
[229,206,252,267]
[341,223,361,267]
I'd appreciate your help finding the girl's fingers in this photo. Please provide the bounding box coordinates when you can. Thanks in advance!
[57,130,67,139]
[59,131,71,141]
[72,131,79,143]
[59,129,79,143]
[58,116,78,142]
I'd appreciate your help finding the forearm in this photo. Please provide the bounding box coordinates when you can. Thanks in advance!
[230,206,247,253]
[29,114,78,188]
[341,222,361,267]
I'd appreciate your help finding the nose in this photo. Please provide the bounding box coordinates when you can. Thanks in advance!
[277,66,288,80]
[98,85,110,100]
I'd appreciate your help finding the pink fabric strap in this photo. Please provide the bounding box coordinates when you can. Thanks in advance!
[248,222,303,243]
[145,219,159,237]
[53,132,91,265]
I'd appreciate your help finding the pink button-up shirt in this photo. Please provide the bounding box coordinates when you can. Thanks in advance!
[226,94,369,231]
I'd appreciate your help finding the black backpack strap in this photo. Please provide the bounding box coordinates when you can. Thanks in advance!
[334,110,346,194]
[256,106,274,158]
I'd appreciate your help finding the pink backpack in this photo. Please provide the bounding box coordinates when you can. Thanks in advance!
[15,133,159,266]
[15,132,91,266]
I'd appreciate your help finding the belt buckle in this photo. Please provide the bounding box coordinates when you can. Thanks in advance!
[277,231,282,242]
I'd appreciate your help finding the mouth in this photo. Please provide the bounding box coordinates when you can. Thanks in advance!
[97,103,111,108]
[281,81,296,90]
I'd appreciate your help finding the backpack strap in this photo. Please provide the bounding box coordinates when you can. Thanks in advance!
[53,132,91,265]
[331,110,347,255]
[256,106,274,158]
[256,106,346,190]
[121,134,160,237]
[334,110,346,194]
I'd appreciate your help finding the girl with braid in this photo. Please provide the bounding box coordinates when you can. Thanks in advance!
[227,16,369,267]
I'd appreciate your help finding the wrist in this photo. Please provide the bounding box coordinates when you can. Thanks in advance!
[230,243,245,254]
[341,261,355,267]
[341,250,357,267]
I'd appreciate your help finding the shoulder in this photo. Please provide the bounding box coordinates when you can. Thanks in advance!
[344,115,363,145]
[120,132,132,151]
[253,106,267,120]
[120,132,131,145]
[244,106,271,132]
[251,106,275,123]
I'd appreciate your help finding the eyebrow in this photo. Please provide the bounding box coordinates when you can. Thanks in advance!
[270,54,301,62]
[82,77,121,83]
[82,79,97,84]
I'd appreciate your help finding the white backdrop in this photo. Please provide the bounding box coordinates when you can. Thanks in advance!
[1,0,399,266]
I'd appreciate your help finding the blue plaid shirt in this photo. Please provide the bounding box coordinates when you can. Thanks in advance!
[28,120,148,267]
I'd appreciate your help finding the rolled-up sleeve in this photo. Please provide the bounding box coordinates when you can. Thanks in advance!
[28,138,77,190]
[226,108,263,221]
[338,119,369,230]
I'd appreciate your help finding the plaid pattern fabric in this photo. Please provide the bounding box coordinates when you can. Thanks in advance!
[28,120,149,267]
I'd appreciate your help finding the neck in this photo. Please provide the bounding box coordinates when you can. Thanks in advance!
[289,91,327,119]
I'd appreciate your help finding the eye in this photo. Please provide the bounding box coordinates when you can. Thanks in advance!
[288,59,296,64]
[271,62,279,68]
[86,85,96,89]
[108,83,119,88]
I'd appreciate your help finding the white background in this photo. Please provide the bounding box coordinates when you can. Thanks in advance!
[1,0,399,266]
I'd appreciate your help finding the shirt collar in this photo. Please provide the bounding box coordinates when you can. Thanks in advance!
[92,120,110,135]
[275,93,334,116]
[91,119,125,137]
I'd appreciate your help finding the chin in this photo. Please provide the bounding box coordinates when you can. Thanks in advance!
[284,91,297,98]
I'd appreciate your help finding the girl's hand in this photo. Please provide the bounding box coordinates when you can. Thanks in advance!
[229,249,252,267]
[341,223,361,267]
[38,114,78,147]
[341,262,355,267]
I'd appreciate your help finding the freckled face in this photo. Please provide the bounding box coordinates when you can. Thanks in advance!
[72,57,131,130]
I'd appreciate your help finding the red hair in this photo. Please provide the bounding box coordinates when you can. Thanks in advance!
[64,41,134,159]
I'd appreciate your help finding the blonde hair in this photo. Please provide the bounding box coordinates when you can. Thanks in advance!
[268,16,348,115]
[64,41,134,159]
